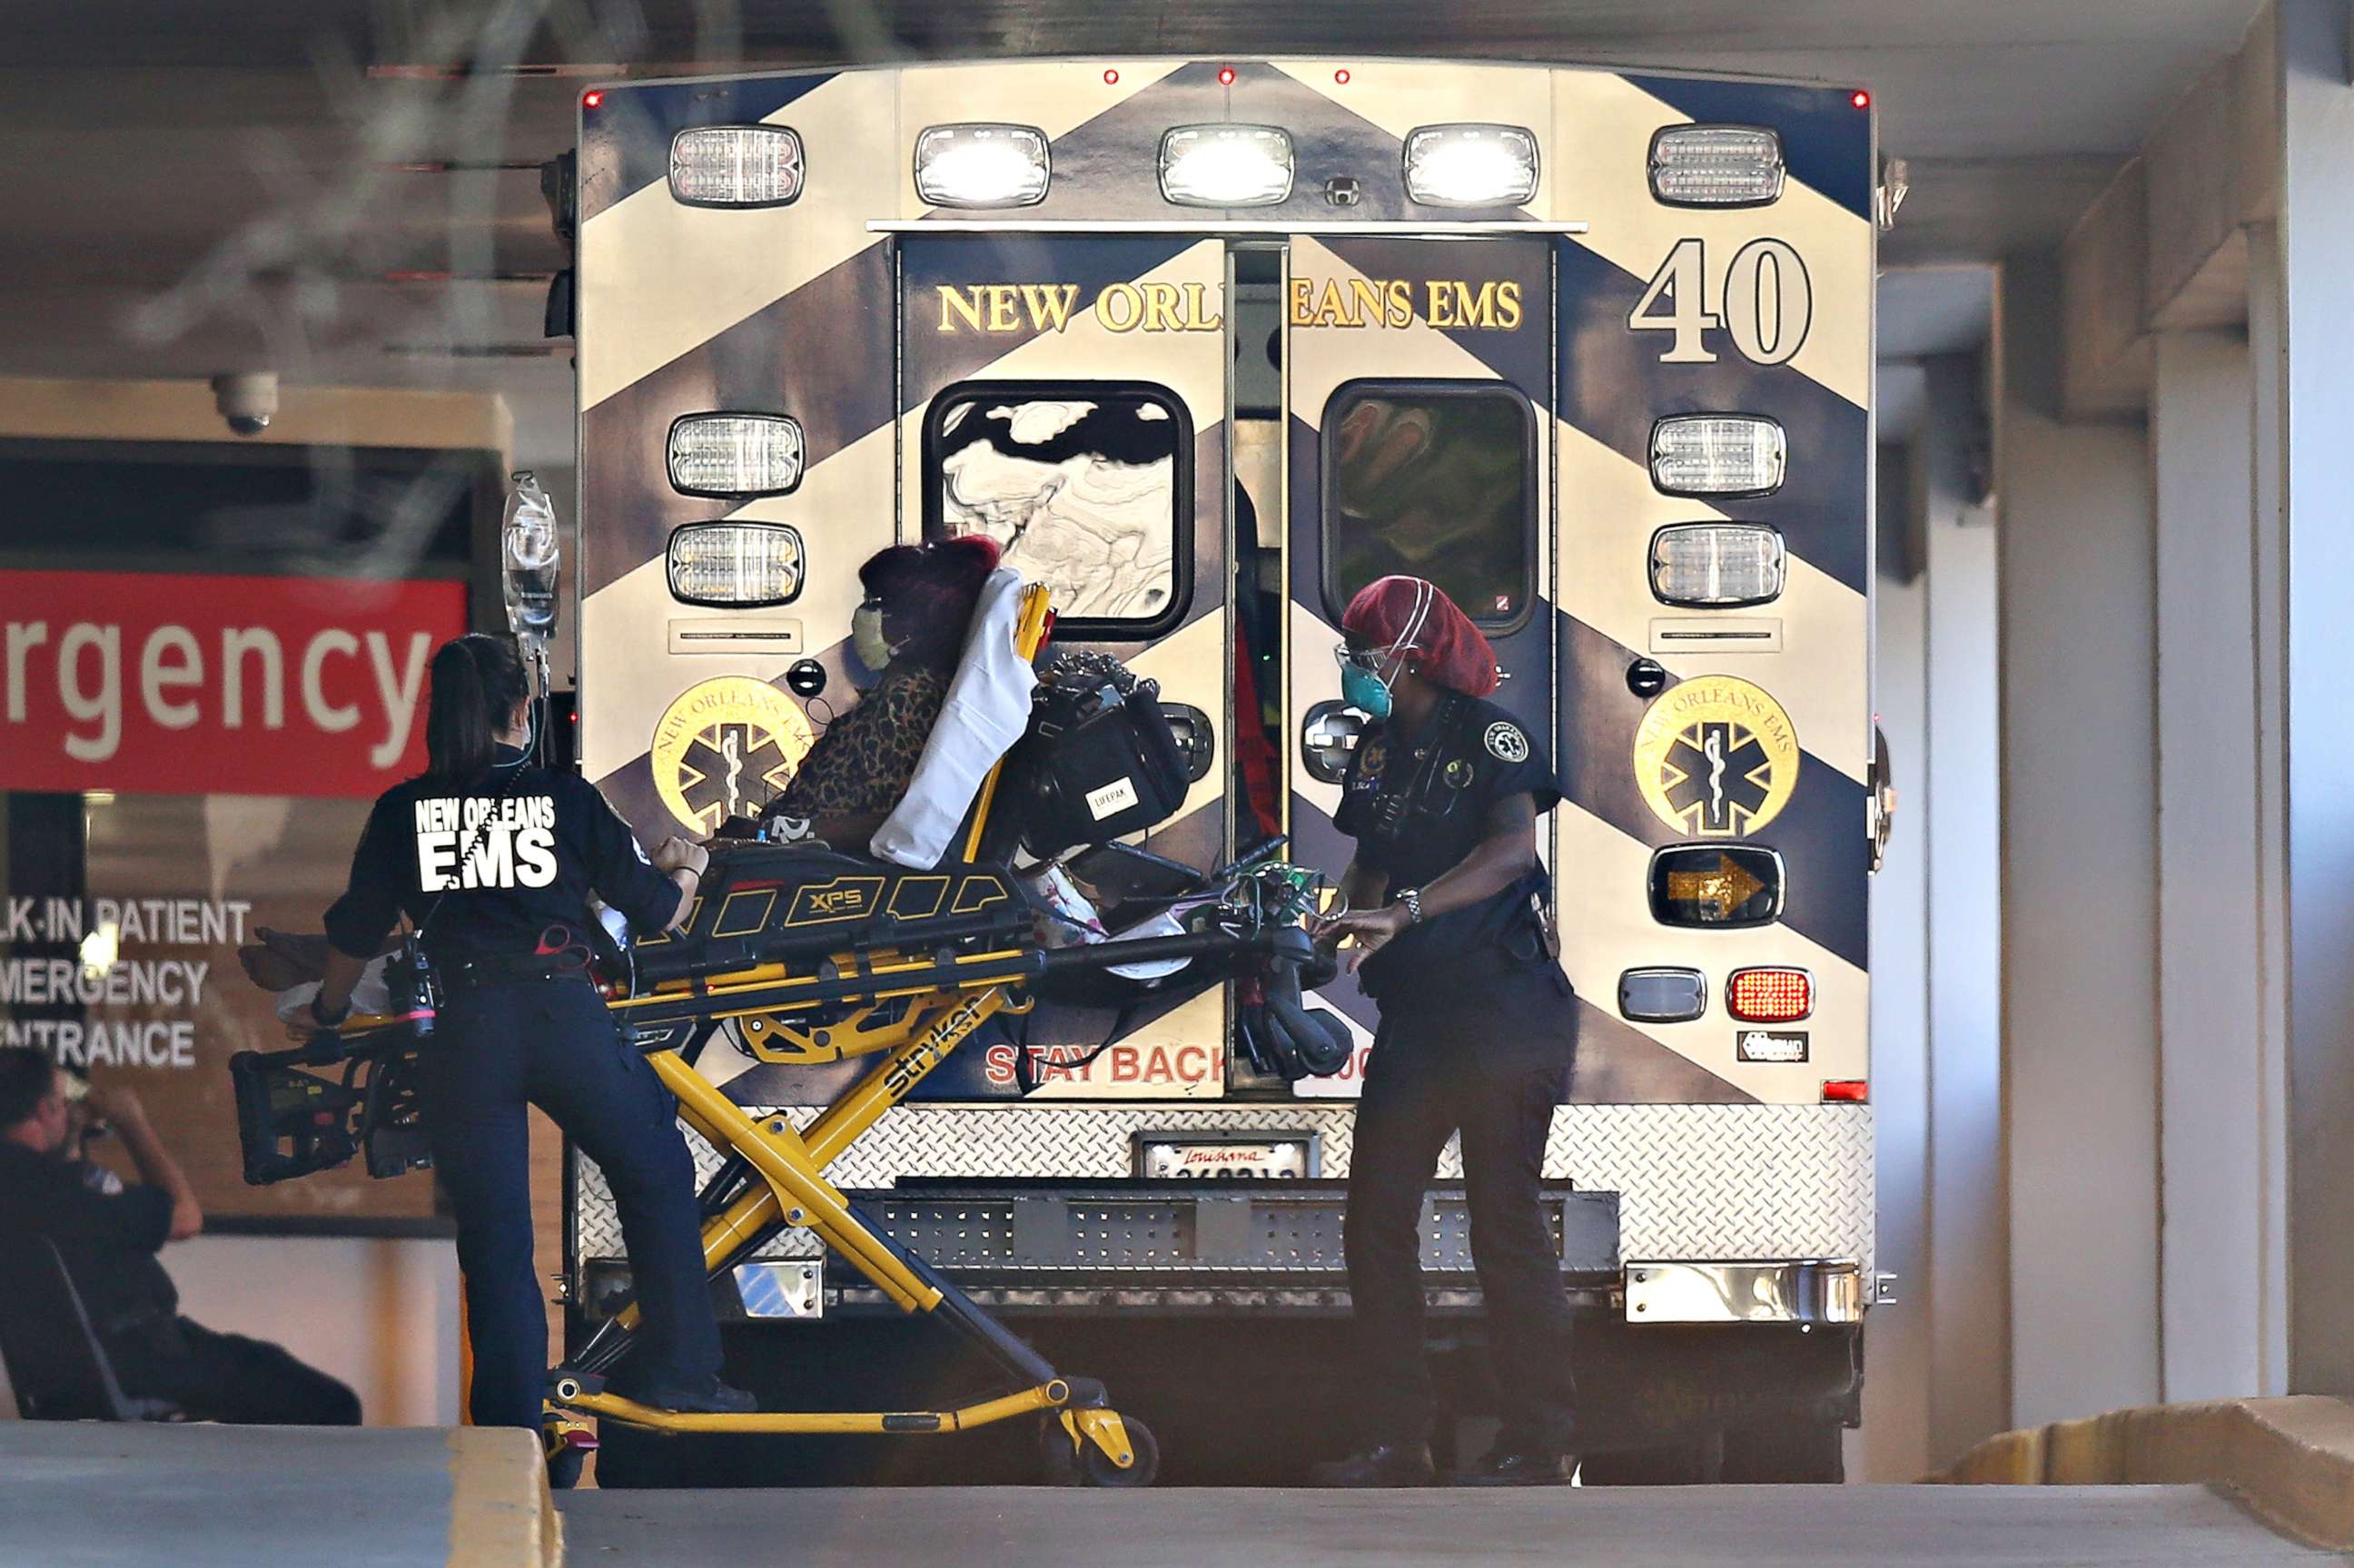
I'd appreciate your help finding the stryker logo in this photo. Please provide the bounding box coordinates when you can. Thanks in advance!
[1085,776,1140,821]
[414,794,559,892]
[884,994,992,1100]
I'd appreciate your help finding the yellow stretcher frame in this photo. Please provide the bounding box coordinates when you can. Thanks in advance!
[536,586,1152,1484]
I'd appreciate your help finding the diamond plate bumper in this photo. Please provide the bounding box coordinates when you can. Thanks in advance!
[572,1102,1874,1295]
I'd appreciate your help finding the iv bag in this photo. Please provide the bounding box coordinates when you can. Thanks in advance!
[502,469,560,653]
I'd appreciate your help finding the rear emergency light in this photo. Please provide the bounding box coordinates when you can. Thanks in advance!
[1619,967,1707,1023]
[1649,414,1787,497]
[667,521,806,608]
[1822,1080,1869,1103]
[1403,123,1539,207]
[1159,125,1293,207]
[669,124,805,208]
[1648,124,1785,207]
[1649,845,1784,929]
[1726,966,1813,1023]
[915,123,1051,208]
[1649,523,1786,608]
[668,413,805,498]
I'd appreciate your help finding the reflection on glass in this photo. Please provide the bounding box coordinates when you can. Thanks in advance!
[1326,388,1531,626]
[932,390,1182,625]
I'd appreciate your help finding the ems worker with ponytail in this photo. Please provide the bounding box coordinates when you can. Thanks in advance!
[1307,577,1580,1488]
[305,633,751,1428]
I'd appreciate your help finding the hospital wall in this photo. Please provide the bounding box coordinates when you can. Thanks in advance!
[1860,339,2005,1484]
[165,1235,462,1426]
[1997,253,2166,1428]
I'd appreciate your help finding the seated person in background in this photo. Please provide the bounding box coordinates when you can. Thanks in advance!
[744,535,1002,848]
[0,1049,361,1425]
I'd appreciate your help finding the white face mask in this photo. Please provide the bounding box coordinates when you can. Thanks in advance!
[851,603,896,673]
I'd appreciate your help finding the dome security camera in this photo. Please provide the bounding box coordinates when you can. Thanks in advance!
[211,372,279,437]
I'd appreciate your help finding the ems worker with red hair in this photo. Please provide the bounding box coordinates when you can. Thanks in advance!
[1307,575,1580,1488]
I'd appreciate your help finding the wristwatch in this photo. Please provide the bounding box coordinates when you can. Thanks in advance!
[310,994,350,1029]
[1394,886,1424,926]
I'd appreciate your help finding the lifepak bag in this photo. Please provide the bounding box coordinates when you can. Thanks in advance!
[1008,651,1191,858]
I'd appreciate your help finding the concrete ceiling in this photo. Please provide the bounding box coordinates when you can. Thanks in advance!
[0,0,2262,461]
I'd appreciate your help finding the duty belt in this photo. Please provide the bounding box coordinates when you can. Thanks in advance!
[440,952,593,992]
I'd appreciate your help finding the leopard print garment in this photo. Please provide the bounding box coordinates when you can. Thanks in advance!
[768,663,950,818]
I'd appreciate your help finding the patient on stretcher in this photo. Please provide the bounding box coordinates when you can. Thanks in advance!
[737,537,1001,851]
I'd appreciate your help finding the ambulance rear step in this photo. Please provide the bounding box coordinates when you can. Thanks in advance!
[846,1179,1617,1286]
[584,1179,1619,1321]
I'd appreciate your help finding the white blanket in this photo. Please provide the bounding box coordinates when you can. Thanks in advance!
[272,962,393,1025]
[870,568,1039,869]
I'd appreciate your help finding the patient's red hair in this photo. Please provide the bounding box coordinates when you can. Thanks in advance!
[862,536,1002,665]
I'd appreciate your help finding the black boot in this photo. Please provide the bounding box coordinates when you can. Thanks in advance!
[628,1376,757,1415]
[1456,1445,1575,1486]
[1308,1443,1437,1487]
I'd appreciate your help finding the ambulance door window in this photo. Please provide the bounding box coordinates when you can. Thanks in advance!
[922,380,1192,641]
[1320,380,1536,632]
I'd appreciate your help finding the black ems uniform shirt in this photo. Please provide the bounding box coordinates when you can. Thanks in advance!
[324,752,684,963]
[1334,694,1574,1065]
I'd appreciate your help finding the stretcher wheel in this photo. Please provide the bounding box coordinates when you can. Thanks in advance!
[546,1444,589,1491]
[1038,1413,1159,1487]
[1082,1416,1158,1488]
[542,1412,598,1491]
[1037,1417,1083,1486]
[1044,1415,1158,1488]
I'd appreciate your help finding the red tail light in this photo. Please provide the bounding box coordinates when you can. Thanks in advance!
[1822,1080,1869,1103]
[1726,966,1812,1023]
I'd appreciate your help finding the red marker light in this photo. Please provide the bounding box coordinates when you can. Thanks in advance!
[1823,1080,1870,1104]
[1851,89,1870,110]
[1727,967,1814,1024]
[1103,68,1119,85]
[582,89,604,109]
[1335,68,1351,84]
[1218,66,1236,86]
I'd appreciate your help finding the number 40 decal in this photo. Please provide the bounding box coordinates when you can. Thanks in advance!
[1628,237,1813,366]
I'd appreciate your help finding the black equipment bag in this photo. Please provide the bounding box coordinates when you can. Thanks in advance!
[1010,653,1191,858]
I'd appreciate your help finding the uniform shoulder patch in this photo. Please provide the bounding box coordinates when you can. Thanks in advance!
[1484,721,1530,764]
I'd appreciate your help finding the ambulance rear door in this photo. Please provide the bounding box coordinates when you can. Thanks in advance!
[1282,235,1557,1097]
[899,232,1234,1101]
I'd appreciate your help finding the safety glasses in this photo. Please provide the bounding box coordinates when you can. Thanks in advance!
[1333,642,1386,675]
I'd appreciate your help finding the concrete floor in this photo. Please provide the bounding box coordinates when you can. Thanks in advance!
[0,1425,460,1568]
[557,1484,2335,1568]
[2,1424,2334,1568]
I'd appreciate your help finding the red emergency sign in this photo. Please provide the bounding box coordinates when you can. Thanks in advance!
[0,569,466,799]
